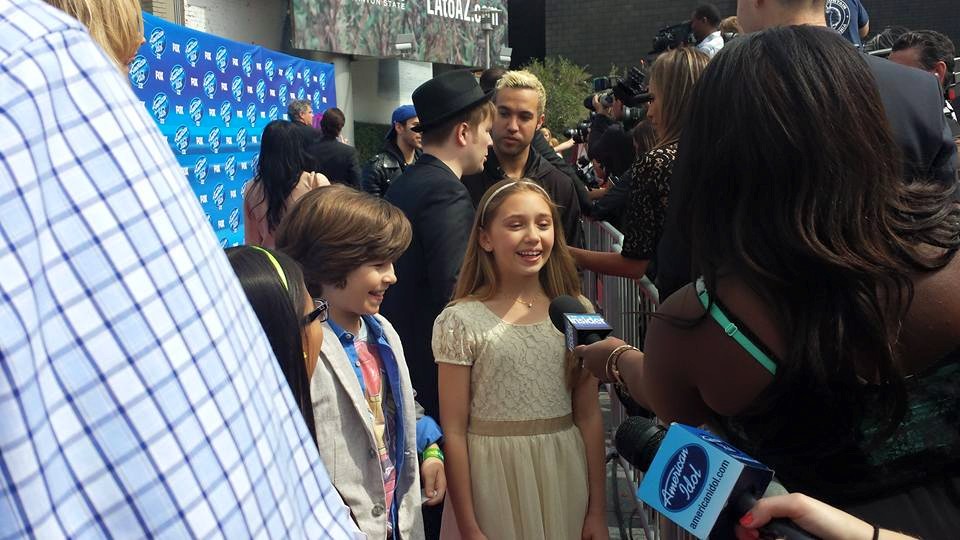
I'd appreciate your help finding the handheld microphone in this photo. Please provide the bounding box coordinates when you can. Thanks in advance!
[548,295,613,351]
[616,418,818,540]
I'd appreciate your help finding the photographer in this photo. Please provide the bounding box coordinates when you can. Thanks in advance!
[691,3,725,57]
[570,48,710,279]
[589,68,649,131]
[585,123,638,228]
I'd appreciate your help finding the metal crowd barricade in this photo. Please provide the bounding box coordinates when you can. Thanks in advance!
[580,219,694,540]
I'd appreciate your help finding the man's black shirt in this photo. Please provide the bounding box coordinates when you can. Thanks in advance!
[462,148,583,247]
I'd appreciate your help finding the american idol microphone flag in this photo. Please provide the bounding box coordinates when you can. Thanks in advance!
[638,423,776,539]
[130,13,337,247]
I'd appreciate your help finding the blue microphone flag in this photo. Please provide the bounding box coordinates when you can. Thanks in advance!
[637,423,774,539]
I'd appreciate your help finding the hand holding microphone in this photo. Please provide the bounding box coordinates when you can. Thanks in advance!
[736,494,917,540]
[547,295,632,380]
[574,336,631,382]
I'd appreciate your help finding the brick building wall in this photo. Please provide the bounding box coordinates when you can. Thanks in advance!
[545,0,960,76]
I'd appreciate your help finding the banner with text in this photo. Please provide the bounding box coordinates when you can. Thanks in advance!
[131,13,337,247]
[292,0,507,66]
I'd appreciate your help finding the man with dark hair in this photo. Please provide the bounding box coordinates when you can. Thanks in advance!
[288,99,314,127]
[654,0,959,300]
[890,30,960,139]
[305,107,362,188]
[362,105,422,197]
[479,66,507,94]
[462,70,583,246]
[381,70,494,422]
[825,0,869,47]
[691,3,724,57]
[587,124,637,227]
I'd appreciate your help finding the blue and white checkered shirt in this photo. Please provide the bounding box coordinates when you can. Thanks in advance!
[0,2,362,538]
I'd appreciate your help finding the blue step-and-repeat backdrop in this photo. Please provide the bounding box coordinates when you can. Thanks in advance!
[130,13,336,247]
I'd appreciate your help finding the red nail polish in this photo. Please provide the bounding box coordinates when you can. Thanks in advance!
[739,512,754,526]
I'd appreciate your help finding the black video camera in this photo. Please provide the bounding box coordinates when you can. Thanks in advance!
[563,117,593,145]
[612,66,652,128]
[612,66,652,107]
[652,21,695,54]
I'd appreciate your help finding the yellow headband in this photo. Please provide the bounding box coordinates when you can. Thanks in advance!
[249,245,289,291]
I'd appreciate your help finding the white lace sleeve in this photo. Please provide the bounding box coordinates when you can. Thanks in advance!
[432,306,476,366]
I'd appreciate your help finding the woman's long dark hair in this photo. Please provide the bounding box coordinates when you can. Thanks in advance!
[674,26,959,451]
[251,120,311,233]
[226,246,317,445]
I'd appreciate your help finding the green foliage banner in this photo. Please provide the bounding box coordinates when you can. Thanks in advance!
[292,0,508,67]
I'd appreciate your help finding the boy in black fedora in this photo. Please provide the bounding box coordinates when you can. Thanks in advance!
[382,70,494,423]
[381,69,493,540]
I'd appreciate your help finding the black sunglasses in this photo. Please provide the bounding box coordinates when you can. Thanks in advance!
[303,298,328,326]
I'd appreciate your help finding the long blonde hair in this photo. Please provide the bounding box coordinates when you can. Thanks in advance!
[649,47,710,147]
[45,0,144,69]
[452,179,583,387]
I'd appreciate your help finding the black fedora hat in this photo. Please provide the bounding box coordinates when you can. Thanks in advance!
[411,70,492,133]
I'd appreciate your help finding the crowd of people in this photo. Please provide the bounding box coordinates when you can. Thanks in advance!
[1,0,958,540]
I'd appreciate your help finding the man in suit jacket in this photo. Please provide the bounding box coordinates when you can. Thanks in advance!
[653,0,960,301]
[306,107,362,188]
[381,71,494,422]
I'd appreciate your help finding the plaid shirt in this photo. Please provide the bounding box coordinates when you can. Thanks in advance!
[0,2,361,538]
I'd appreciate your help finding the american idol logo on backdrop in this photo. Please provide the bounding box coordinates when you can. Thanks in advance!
[208,127,221,154]
[241,180,251,197]
[128,55,148,89]
[151,93,169,124]
[189,97,204,126]
[194,156,208,185]
[203,71,217,99]
[265,58,275,81]
[170,64,186,95]
[213,184,225,209]
[185,38,199,67]
[149,27,165,59]
[215,46,228,73]
[225,155,237,181]
[237,128,248,152]
[242,52,253,77]
[231,76,243,102]
[133,13,338,248]
[252,154,259,172]
[219,237,228,248]
[659,445,708,512]
[174,125,190,155]
[220,101,232,127]
[256,79,266,103]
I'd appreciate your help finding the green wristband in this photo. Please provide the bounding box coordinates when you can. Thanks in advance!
[422,446,444,462]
